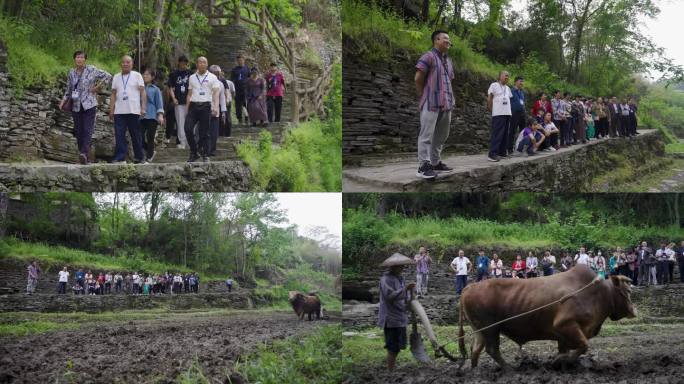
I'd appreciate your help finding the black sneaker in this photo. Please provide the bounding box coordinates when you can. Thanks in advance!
[416,162,436,179]
[187,154,200,163]
[433,162,453,172]
[487,155,499,162]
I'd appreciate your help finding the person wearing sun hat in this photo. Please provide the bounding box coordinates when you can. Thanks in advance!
[377,252,416,371]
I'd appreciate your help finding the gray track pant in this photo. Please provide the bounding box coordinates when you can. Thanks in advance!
[418,103,451,165]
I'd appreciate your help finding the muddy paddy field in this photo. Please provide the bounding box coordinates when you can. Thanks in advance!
[0,309,341,383]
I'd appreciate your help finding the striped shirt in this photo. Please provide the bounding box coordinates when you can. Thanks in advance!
[416,48,455,112]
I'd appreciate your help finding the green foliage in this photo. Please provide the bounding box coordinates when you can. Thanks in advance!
[342,1,499,78]
[235,324,342,384]
[1,237,200,276]
[640,87,684,139]
[259,0,303,26]
[254,266,340,311]
[0,321,78,337]
[301,46,323,68]
[237,119,342,191]
[343,208,683,266]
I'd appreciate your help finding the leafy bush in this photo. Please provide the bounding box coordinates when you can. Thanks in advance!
[237,119,341,191]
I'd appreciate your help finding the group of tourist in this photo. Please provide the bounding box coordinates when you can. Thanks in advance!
[59,51,286,164]
[414,30,639,179]
[50,267,201,295]
[413,240,684,297]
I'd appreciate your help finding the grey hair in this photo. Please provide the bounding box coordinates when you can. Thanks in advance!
[209,64,221,72]
[498,70,509,78]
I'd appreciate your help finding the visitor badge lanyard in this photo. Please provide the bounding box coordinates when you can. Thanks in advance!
[122,73,130,100]
[72,68,87,99]
[197,73,209,95]
[499,83,508,106]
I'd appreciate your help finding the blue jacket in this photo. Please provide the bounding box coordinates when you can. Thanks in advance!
[143,84,164,120]
[476,256,490,272]
[510,87,525,113]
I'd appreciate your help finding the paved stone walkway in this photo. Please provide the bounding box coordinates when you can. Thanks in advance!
[343,130,658,192]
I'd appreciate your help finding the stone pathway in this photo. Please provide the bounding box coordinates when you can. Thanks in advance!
[343,130,657,192]
[647,166,684,192]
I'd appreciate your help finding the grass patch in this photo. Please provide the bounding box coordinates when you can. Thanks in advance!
[0,238,225,281]
[592,157,683,192]
[342,1,498,79]
[0,320,79,337]
[665,141,684,154]
[253,266,341,311]
[234,324,343,384]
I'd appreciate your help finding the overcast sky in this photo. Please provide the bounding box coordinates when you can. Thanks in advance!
[95,193,341,247]
[507,0,684,71]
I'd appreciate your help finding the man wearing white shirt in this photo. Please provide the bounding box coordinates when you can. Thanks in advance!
[574,246,590,266]
[487,71,512,162]
[208,65,227,157]
[220,70,236,137]
[57,267,69,294]
[109,55,146,163]
[450,250,471,296]
[185,56,220,163]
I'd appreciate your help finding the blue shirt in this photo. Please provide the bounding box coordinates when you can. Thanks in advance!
[75,271,85,280]
[510,87,525,113]
[143,84,164,120]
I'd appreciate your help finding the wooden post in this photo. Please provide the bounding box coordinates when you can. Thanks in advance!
[291,59,300,123]
[259,6,266,35]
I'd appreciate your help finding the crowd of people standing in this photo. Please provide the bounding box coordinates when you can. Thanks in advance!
[410,240,684,297]
[59,51,287,164]
[413,30,640,178]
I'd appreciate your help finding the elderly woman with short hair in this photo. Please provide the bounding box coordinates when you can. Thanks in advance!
[59,50,112,164]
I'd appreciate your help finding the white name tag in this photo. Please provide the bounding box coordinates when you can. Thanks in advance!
[180,85,186,93]
[519,99,524,105]
[71,91,80,100]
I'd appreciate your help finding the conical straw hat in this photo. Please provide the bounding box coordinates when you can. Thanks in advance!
[380,252,415,267]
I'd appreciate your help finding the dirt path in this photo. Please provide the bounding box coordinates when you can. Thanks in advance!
[343,324,684,384]
[0,311,338,383]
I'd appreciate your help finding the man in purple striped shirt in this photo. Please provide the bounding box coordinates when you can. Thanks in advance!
[414,30,455,179]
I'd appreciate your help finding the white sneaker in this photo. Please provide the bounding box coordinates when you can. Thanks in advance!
[549,147,557,151]
[177,144,186,149]
[163,139,170,144]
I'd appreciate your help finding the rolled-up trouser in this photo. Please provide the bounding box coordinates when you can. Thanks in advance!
[489,115,510,158]
[72,106,97,158]
[416,272,429,295]
[184,102,211,157]
[174,104,188,147]
[417,103,451,165]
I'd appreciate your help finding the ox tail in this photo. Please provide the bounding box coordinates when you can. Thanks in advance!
[458,296,467,360]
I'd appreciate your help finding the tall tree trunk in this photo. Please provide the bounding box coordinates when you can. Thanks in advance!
[422,0,430,22]
[0,192,8,238]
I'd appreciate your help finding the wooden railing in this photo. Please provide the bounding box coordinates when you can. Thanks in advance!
[297,62,335,120]
[208,0,300,122]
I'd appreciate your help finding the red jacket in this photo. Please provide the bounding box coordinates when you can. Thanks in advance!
[532,100,553,117]
[512,260,526,271]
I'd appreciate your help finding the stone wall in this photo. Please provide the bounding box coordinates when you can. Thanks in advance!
[0,292,253,313]
[0,161,251,192]
[343,42,496,163]
[0,40,120,163]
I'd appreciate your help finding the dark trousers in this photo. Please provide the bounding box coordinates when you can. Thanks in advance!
[555,119,567,146]
[679,260,684,283]
[220,103,232,137]
[668,261,674,283]
[184,102,211,157]
[657,260,668,284]
[489,115,510,158]
[104,282,111,294]
[609,117,618,137]
[113,114,144,162]
[455,275,468,295]
[210,115,219,156]
[508,110,526,153]
[140,119,157,160]
[630,116,637,135]
[227,284,232,292]
[598,117,608,138]
[267,96,283,123]
[541,132,558,149]
[165,105,176,140]
[574,118,586,143]
[619,116,629,136]
[235,89,246,121]
[476,269,487,282]
[72,106,97,157]
[115,281,122,293]
[58,282,66,294]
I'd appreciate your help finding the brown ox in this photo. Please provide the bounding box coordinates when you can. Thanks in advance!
[288,291,321,321]
[458,265,636,369]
